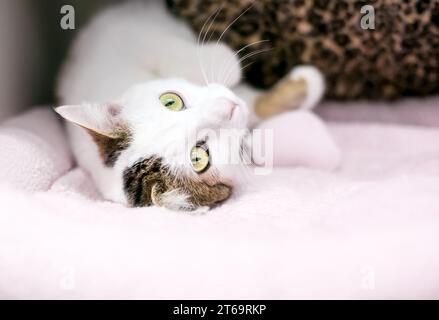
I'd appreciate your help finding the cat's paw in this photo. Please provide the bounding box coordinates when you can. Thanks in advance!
[290,65,326,110]
[198,43,242,87]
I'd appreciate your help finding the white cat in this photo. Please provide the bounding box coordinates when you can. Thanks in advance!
[56,0,324,211]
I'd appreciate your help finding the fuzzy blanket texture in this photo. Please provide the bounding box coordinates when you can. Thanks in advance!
[1,98,439,299]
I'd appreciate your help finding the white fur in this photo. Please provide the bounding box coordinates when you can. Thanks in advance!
[158,189,193,211]
[57,1,250,209]
[57,1,242,105]
[290,65,326,110]
[56,79,249,208]
[56,1,325,210]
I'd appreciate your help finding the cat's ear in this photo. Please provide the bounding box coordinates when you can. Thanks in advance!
[55,103,131,167]
[54,103,125,138]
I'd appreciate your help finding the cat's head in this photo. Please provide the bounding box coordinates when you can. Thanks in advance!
[56,79,250,211]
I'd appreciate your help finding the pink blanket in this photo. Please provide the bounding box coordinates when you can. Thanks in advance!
[1,101,439,299]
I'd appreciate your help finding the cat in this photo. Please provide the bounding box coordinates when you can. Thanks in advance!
[56,0,324,211]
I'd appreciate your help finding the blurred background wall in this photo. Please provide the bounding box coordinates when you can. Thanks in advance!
[0,0,124,121]
[0,0,40,120]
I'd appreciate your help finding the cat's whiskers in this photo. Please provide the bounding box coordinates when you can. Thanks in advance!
[217,39,269,86]
[224,61,255,87]
[211,1,255,84]
[203,4,224,84]
[214,1,255,53]
[195,2,258,185]
[236,157,254,185]
[197,7,222,85]
[225,138,252,185]
[223,47,273,87]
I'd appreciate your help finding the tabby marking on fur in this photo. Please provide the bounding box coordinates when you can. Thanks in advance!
[123,157,232,209]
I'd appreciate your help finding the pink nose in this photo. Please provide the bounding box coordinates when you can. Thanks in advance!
[211,98,238,121]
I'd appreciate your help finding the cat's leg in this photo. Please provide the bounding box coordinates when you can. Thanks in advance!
[259,65,325,113]
[234,65,325,126]
[235,66,339,170]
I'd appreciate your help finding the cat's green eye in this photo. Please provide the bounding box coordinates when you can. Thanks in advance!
[159,92,184,111]
[190,144,210,173]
